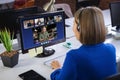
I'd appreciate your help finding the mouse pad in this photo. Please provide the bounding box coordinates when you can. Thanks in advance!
[19,70,46,80]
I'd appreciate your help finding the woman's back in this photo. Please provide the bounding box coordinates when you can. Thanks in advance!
[73,43,117,80]
[50,7,117,80]
[51,43,117,80]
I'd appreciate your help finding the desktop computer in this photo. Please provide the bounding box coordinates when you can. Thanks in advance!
[18,11,66,78]
[110,2,120,32]
[109,2,120,39]
[18,10,66,57]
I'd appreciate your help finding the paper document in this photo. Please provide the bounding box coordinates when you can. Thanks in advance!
[28,46,44,57]
[36,46,43,54]
[28,48,37,57]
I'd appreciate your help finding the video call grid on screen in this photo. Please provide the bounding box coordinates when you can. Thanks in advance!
[19,11,66,52]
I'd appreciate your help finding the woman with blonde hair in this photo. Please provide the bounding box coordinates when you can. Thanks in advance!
[50,7,117,80]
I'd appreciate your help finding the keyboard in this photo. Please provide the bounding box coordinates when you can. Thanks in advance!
[106,33,113,39]
[44,55,66,68]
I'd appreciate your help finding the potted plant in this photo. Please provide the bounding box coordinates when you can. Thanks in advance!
[0,28,19,68]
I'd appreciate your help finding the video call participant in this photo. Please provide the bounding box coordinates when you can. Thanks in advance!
[39,26,49,42]
[27,20,34,28]
[33,29,39,43]
[50,7,117,80]
[37,19,42,25]
[55,15,62,22]
[47,17,54,24]
[36,18,44,26]
[49,28,57,39]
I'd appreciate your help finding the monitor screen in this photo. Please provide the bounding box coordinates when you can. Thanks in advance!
[0,6,43,39]
[19,11,66,56]
[110,2,120,31]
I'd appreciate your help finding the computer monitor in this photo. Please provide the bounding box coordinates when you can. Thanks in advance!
[109,2,120,32]
[0,6,44,39]
[19,11,66,57]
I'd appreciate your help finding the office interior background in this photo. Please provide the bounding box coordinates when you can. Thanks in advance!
[1,0,120,80]
[0,0,120,13]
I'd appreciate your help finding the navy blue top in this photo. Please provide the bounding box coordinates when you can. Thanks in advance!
[51,43,117,80]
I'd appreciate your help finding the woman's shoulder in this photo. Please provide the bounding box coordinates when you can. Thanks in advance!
[101,43,116,54]
[104,43,115,49]
[66,48,83,57]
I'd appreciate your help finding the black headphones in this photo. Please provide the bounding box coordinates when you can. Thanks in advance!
[77,23,80,31]
[77,12,81,32]
[76,8,84,32]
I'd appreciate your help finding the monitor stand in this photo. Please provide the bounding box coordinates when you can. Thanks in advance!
[111,26,120,33]
[36,48,55,58]
[111,26,120,40]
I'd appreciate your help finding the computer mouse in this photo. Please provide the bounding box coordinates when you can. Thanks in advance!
[44,48,55,55]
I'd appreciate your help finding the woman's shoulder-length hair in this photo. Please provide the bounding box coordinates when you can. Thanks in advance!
[74,7,106,45]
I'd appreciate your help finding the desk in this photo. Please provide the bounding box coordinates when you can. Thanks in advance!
[0,9,120,80]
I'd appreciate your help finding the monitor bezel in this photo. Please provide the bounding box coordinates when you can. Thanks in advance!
[109,1,120,27]
[18,10,66,53]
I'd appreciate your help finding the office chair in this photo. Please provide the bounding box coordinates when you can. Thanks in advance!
[105,73,120,80]
[54,3,73,18]
[76,0,100,10]
[43,0,73,18]
[43,0,55,11]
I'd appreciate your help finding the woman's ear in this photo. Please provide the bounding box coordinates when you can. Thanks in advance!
[73,20,80,40]
[73,20,80,33]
